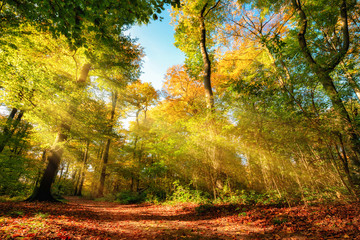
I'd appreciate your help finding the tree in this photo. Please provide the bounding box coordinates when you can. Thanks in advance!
[1,0,180,47]
[214,0,360,199]
[163,64,204,116]
[120,80,158,192]
[290,0,360,168]
[172,0,225,109]
[29,32,143,201]
[27,63,91,202]
[0,14,145,201]
[97,91,118,197]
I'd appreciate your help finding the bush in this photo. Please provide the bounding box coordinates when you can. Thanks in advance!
[168,181,210,204]
[52,179,75,197]
[115,191,146,204]
[145,189,167,204]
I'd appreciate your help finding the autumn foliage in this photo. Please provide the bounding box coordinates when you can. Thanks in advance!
[1,0,360,238]
[1,197,359,239]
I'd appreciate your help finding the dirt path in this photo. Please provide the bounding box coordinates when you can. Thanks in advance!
[63,197,268,239]
[0,197,359,239]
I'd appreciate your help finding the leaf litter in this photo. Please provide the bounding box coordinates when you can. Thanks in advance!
[0,197,359,239]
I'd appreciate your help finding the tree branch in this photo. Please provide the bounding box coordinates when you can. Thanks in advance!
[204,0,221,18]
[291,0,318,69]
[200,2,209,17]
[327,0,350,70]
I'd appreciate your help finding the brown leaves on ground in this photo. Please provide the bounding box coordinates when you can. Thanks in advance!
[0,197,359,239]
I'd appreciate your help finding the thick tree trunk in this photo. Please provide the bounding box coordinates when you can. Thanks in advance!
[27,128,68,202]
[97,91,118,197]
[318,72,360,166]
[27,63,91,202]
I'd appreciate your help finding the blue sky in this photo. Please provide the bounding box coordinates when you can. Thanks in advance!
[127,7,185,90]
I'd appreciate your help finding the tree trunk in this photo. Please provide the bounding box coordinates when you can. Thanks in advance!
[97,138,111,197]
[291,0,360,169]
[0,108,24,153]
[10,122,30,156]
[75,141,89,196]
[26,128,68,202]
[27,63,91,202]
[317,72,360,166]
[199,8,214,110]
[97,91,118,197]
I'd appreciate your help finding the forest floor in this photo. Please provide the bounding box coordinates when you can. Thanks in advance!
[0,197,359,239]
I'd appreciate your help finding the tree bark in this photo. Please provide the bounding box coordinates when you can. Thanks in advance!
[291,0,360,168]
[27,128,68,202]
[27,63,91,202]
[97,91,118,197]
[75,141,89,196]
[199,4,214,110]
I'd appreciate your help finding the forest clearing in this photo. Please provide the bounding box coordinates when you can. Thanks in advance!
[1,0,360,239]
[1,197,359,239]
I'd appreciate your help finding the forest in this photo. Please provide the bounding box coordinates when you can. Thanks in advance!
[0,0,360,239]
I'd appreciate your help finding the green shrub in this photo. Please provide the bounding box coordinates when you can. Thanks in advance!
[145,189,167,204]
[52,179,74,197]
[115,191,146,204]
[168,181,210,204]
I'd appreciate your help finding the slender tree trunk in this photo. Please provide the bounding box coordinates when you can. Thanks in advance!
[73,169,80,196]
[199,2,222,200]
[136,178,140,192]
[75,141,89,196]
[130,176,134,192]
[57,163,65,185]
[91,144,104,196]
[199,7,214,110]
[97,91,118,197]
[0,108,24,153]
[10,122,30,155]
[27,63,91,202]
[97,138,111,197]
